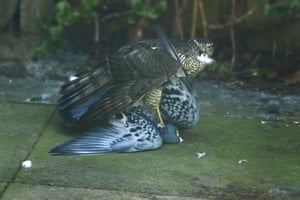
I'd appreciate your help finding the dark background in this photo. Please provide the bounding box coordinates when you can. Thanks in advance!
[1,0,300,87]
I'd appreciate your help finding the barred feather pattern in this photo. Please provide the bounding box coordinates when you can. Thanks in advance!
[143,88,162,110]
[178,53,206,79]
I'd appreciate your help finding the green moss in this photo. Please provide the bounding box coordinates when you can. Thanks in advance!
[2,102,299,199]
[0,103,55,181]
[13,114,300,199]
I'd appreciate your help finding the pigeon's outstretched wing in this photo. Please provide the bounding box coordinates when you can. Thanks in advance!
[50,106,181,155]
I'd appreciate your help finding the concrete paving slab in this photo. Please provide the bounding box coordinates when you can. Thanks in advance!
[0,182,8,195]
[13,111,300,199]
[0,103,55,182]
[1,183,202,200]
[0,77,61,104]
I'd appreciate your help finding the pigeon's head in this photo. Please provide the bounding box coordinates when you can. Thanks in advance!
[159,124,184,144]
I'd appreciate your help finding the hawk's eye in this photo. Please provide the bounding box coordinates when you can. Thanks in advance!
[207,44,213,51]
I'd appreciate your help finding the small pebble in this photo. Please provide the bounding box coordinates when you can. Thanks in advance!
[238,159,247,164]
[40,93,51,101]
[22,160,32,168]
[261,120,267,124]
[196,152,206,159]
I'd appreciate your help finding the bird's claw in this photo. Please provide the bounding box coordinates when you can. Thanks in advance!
[175,130,184,143]
[157,123,165,129]
[178,136,184,143]
[120,112,129,127]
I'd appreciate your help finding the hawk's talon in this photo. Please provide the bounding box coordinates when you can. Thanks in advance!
[157,123,164,129]
[120,112,129,127]
[179,136,184,143]
[176,130,184,143]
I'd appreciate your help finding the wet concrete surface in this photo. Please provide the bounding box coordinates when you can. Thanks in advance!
[0,77,299,199]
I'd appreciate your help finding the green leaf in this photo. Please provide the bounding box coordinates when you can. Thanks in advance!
[35,40,52,55]
[290,0,300,9]
[81,0,100,9]
[56,0,70,11]
[263,3,272,15]
[126,15,136,24]
[49,25,64,41]
[154,0,167,13]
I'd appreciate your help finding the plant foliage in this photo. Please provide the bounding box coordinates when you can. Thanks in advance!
[36,0,167,54]
[263,0,300,18]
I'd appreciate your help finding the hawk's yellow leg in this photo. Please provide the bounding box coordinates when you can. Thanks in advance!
[176,129,180,137]
[156,106,182,142]
[156,106,165,126]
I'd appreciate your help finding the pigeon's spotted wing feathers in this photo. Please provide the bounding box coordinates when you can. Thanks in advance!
[50,106,165,155]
